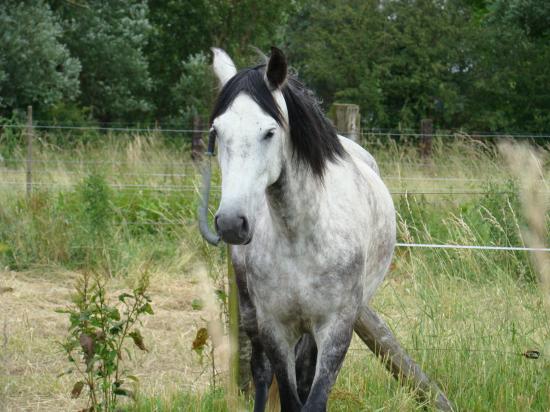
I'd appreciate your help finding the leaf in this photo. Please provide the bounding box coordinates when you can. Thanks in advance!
[70,381,85,398]
[94,329,105,341]
[79,333,94,360]
[114,387,135,399]
[126,375,140,382]
[109,321,125,335]
[139,302,154,315]
[108,307,121,321]
[118,292,133,302]
[129,330,148,351]
[192,327,209,352]
[191,298,203,311]
[56,368,73,378]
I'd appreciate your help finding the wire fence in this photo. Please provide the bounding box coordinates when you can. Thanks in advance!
[2,121,548,254]
[1,122,547,366]
[3,122,550,139]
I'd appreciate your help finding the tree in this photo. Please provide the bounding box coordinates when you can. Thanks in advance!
[462,0,550,131]
[50,0,153,123]
[286,0,474,130]
[0,0,80,115]
[146,0,299,122]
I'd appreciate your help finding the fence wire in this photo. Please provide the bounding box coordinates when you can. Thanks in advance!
[3,123,550,139]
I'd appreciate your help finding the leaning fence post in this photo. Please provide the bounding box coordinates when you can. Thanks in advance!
[226,247,240,406]
[420,118,433,158]
[331,103,361,142]
[191,114,204,162]
[26,105,33,198]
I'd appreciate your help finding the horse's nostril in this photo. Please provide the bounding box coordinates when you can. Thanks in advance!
[239,215,249,233]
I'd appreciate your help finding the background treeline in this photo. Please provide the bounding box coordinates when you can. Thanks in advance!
[1,0,549,132]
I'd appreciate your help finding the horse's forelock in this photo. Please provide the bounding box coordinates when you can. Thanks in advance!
[210,65,345,179]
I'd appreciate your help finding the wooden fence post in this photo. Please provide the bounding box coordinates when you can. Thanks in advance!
[331,103,361,142]
[26,106,33,199]
[191,114,204,162]
[420,118,433,158]
[226,247,240,406]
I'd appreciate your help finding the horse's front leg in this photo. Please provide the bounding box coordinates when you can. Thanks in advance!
[301,316,355,412]
[234,265,274,412]
[259,320,302,412]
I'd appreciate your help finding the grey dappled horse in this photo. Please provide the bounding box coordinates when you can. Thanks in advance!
[205,47,452,412]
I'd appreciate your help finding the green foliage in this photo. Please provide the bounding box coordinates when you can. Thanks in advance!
[171,52,215,126]
[57,269,153,411]
[0,0,81,113]
[146,0,298,121]
[463,0,550,131]
[286,0,550,132]
[0,162,202,275]
[0,114,24,161]
[1,0,548,131]
[51,0,153,122]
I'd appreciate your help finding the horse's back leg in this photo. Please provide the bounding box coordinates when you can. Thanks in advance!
[354,305,454,411]
[295,333,317,403]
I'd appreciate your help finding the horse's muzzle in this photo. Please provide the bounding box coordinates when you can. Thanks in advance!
[214,212,251,245]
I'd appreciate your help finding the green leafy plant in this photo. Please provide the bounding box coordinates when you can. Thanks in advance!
[57,270,153,411]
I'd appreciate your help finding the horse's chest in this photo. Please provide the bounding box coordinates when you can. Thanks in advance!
[245,239,363,326]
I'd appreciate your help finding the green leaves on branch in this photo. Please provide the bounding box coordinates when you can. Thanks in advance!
[58,270,153,411]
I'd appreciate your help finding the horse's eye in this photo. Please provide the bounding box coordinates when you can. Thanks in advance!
[264,130,275,140]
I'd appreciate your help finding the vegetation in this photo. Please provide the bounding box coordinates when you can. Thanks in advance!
[0,132,549,410]
[1,0,548,131]
[1,1,549,410]
[57,269,153,411]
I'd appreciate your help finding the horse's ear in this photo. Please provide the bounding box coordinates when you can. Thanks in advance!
[266,46,287,89]
[211,48,237,87]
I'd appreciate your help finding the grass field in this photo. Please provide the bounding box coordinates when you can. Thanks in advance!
[1,131,549,411]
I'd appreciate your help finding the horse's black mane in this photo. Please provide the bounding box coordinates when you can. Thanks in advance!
[210,65,345,178]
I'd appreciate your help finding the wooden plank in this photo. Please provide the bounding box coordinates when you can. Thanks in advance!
[354,306,454,411]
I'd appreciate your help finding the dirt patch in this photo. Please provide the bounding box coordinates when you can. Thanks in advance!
[0,269,216,412]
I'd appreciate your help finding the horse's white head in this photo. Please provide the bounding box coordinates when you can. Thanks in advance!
[210,47,289,245]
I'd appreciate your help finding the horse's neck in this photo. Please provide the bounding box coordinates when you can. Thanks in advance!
[265,160,323,238]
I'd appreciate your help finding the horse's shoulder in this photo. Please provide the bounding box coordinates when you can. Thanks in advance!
[337,135,380,176]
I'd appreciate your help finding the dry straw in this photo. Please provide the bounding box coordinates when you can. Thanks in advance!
[500,141,550,313]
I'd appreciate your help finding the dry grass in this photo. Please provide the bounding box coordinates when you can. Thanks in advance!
[0,267,219,412]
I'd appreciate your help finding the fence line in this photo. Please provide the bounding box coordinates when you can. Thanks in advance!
[0,181,518,196]
[1,158,196,166]
[0,169,516,184]
[3,123,550,139]
[1,124,202,134]
[396,242,550,252]
[348,346,542,359]
[0,169,190,177]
